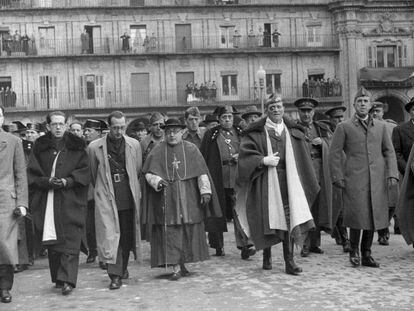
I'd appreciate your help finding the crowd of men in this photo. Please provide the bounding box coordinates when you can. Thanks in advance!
[1,87,414,304]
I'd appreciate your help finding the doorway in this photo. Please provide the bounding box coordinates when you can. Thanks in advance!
[176,72,194,105]
[84,26,102,54]
[175,24,192,52]
[131,73,150,106]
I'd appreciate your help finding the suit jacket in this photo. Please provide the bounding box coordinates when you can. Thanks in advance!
[392,120,414,174]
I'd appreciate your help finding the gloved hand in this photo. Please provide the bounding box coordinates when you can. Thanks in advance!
[311,137,322,146]
[157,179,169,190]
[333,179,345,188]
[388,177,398,187]
[200,193,211,207]
[13,206,27,218]
[262,152,280,167]
[49,177,64,189]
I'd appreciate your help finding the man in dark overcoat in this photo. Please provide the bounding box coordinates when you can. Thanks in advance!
[329,87,398,268]
[238,95,318,274]
[27,111,90,295]
[294,98,333,257]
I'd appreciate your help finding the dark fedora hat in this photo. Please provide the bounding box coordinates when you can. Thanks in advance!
[214,105,238,117]
[241,105,262,119]
[160,118,186,130]
[26,122,41,132]
[204,114,219,124]
[405,97,414,112]
[294,97,319,110]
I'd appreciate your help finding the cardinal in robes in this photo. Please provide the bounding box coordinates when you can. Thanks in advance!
[143,118,221,280]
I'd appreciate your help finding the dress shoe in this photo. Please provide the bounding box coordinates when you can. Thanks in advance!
[122,269,129,279]
[300,246,310,257]
[349,249,360,267]
[309,247,324,254]
[0,290,12,303]
[180,264,190,277]
[361,256,380,268]
[378,236,389,246]
[170,272,181,281]
[86,252,97,264]
[109,276,122,290]
[55,281,64,289]
[61,283,73,296]
[285,260,302,275]
[99,261,107,270]
[14,264,28,273]
[342,240,352,253]
[214,248,225,256]
[39,248,48,257]
[241,247,256,260]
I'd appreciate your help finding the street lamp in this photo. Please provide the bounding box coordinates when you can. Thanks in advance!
[256,65,266,113]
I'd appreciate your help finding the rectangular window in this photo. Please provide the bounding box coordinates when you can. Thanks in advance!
[398,44,408,67]
[306,25,322,47]
[376,46,396,68]
[38,26,55,55]
[219,26,235,48]
[222,74,237,97]
[39,75,57,109]
[130,25,146,53]
[265,73,281,95]
[80,75,104,106]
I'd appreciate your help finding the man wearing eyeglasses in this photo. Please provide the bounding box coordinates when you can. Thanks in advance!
[27,111,90,296]
[87,111,142,290]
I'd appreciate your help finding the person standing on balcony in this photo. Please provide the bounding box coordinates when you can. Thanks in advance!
[12,30,21,53]
[247,28,255,47]
[211,81,217,101]
[257,26,263,47]
[0,106,28,304]
[87,111,142,290]
[81,29,89,54]
[200,105,243,256]
[21,33,30,55]
[27,111,90,295]
[238,95,317,274]
[294,98,334,258]
[121,32,131,53]
[272,28,281,47]
[233,29,241,48]
[329,87,398,268]
[149,33,157,51]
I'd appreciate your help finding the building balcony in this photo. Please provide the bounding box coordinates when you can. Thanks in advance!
[5,86,342,113]
[0,34,339,59]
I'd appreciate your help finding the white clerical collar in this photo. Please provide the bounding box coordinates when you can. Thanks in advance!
[266,117,284,135]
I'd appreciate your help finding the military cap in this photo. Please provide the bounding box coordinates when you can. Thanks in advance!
[3,123,18,133]
[294,97,319,110]
[26,122,41,132]
[354,86,372,102]
[325,106,346,118]
[99,120,108,131]
[83,119,101,130]
[204,114,219,124]
[369,101,384,113]
[214,105,238,117]
[265,93,283,107]
[241,105,262,119]
[404,97,414,112]
[185,106,201,118]
[11,121,27,133]
[160,118,186,129]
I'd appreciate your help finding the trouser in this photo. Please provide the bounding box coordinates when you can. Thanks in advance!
[350,229,374,256]
[378,206,396,238]
[208,232,223,250]
[107,209,133,278]
[0,265,14,290]
[86,200,97,255]
[304,228,321,248]
[263,232,294,263]
[233,208,253,250]
[224,188,236,221]
[332,212,349,245]
[47,249,79,287]
[25,217,35,263]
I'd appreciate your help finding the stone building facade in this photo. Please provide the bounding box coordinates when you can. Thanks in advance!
[0,0,412,122]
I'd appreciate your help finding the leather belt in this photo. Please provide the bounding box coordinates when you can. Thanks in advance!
[112,173,127,183]
[222,159,237,166]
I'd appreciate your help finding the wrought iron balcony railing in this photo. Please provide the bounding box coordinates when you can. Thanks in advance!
[5,86,342,111]
[0,34,339,58]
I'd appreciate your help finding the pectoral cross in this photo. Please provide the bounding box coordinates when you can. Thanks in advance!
[172,154,180,170]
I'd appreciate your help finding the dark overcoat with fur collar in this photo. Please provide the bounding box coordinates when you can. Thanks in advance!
[27,132,90,255]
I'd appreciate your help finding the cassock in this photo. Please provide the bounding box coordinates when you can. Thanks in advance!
[143,140,221,267]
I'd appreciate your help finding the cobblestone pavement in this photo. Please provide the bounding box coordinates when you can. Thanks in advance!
[7,224,414,311]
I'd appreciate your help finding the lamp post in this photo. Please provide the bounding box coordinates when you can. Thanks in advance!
[256,65,266,113]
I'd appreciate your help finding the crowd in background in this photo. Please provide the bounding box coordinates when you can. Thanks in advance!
[302,77,342,98]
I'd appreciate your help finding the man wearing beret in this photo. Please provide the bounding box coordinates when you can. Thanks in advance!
[369,102,398,246]
[238,95,318,274]
[295,98,333,257]
[329,87,398,268]
[324,106,351,253]
[200,105,243,257]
